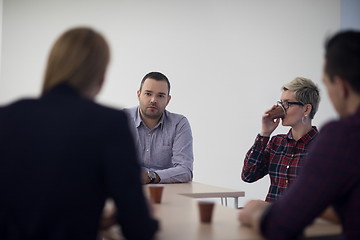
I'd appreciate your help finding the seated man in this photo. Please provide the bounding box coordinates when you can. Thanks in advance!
[124,72,194,184]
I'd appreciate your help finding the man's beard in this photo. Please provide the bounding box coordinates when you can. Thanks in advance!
[143,107,162,119]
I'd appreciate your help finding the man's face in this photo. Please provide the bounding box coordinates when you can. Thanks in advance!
[137,78,171,120]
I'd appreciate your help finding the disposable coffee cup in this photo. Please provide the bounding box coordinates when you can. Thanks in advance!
[267,105,285,119]
[148,184,164,204]
[198,200,215,223]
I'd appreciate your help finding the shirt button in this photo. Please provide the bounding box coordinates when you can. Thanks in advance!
[286,165,290,169]
[146,149,149,152]
[291,154,294,158]
[285,180,289,184]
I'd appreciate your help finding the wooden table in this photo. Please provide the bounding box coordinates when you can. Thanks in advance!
[145,182,342,240]
[109,182,342,240]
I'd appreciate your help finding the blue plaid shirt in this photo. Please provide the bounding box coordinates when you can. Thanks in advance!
[242,127,318,202]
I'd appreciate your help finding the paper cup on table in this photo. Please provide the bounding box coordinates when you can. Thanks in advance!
[198,200,215,223]
[267,105,285,119]
[148,184,164,204]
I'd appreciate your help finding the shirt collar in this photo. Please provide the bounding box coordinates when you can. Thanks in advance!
[286,126,318,143]
[135,106,165,130]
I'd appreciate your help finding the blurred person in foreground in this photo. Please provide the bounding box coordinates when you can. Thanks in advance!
[239,30,360,240]
[242,77,320,202]
[0,27,158,240]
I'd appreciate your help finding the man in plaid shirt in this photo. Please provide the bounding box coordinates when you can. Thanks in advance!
[239,30,360,240]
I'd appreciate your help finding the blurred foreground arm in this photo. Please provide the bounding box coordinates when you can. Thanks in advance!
[238,200,270,233]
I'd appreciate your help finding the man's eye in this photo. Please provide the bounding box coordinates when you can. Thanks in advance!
[159,95,165,98]
[145,93,151,96]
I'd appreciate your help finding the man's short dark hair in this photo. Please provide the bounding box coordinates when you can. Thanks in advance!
[140,72,171,94]
[325,30,360,94]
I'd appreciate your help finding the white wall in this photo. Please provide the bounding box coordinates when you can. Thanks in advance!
[0,0,340,206]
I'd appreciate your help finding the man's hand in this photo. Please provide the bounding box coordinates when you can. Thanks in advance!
[142,171,150,184]
[142,170,161,184]
[238,200,270,233]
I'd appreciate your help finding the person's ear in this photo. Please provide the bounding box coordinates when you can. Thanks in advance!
[304,104,312,116]
[137,90,141,100]
[334,76,349,99]
[166,95,171,106]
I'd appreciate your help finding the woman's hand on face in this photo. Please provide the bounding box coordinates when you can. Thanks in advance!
[260,105,281,137]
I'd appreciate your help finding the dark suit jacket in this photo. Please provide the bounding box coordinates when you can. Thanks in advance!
[0,83,158,240]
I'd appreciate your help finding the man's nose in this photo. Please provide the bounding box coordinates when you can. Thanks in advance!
[150,96,157,103]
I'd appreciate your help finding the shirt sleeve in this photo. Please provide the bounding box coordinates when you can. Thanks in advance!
[155,117,194,183]
[103,111,159,239]
[241,134,271,182]
[260,121,356,239]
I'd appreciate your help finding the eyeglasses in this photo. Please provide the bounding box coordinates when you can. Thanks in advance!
[277,100,304,110]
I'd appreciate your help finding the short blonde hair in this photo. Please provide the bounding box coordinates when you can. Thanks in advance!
[42,27,110,94]
[282,77,320,119]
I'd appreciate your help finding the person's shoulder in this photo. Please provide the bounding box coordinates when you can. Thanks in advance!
[122,106,137,117]
[267,132,290,146]
[274,133,288,138]
[1,98,38,111]
[320,119,340,131]
[73,100,127,127]
[164,109,187,120]
[0,99,40,127]
[10,98,37,105]
[308,115,360,165]
[321,114,360,136]
[317,111,360,148]
[92,102,127,119]
[270,133,288,141]
[164,109,190,124]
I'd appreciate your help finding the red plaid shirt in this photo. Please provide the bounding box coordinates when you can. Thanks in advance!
[241,127,318,202]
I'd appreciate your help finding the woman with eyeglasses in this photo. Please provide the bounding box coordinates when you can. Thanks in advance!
[241,77,320,202]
